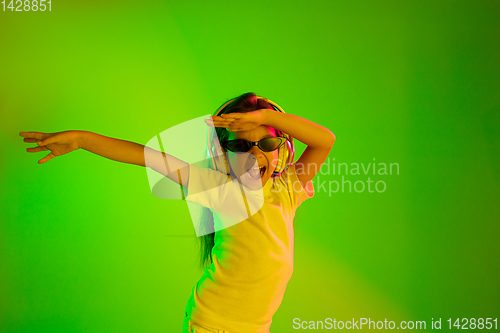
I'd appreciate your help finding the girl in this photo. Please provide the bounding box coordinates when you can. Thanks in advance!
[20,92,335,332]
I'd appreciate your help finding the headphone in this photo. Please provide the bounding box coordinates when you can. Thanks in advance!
[206,96,295,177]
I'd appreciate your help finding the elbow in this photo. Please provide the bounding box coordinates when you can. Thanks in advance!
[327,129,336,148]
[316,129,335,151]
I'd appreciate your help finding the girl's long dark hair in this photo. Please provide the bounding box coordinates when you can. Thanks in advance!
[198,92,279,268]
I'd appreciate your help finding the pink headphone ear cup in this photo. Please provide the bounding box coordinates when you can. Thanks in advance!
[282,141,290,171]
[286,139,294,166]
[274,139,290,173]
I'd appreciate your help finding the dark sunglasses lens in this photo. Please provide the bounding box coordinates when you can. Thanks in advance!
[225,140,250,152]
[259,137,284,152]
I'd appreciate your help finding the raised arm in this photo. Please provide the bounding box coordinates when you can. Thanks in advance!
[212,109,335,189]
[265,110,334,190]
[19,130,189,187]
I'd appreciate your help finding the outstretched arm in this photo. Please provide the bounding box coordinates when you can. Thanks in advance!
[19,130,190,187]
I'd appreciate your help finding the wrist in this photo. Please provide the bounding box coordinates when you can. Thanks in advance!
[261,108,277,127]
[77,131,90,150]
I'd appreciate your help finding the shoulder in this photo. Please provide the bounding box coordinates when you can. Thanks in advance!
[185,164,231,208]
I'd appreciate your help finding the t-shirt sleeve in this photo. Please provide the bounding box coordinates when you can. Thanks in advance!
[282,162,315,209]
[184,164,229,209]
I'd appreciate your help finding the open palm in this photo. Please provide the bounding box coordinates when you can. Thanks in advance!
[19,131,83,164]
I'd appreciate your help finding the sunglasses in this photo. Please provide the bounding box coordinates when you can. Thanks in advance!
[221,137,287,153]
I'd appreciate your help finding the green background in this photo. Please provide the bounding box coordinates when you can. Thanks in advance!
[1,0,499,331]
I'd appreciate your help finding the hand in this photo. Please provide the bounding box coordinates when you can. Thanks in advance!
[205,110,265,132]
[19,130,84,164]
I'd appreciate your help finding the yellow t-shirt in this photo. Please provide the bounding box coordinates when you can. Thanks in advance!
[184,163,314,332]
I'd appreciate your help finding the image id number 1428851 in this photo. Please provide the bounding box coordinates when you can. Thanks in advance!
[1,1,51,11]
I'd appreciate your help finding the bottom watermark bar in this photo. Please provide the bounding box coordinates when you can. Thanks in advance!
[292,317,498,330]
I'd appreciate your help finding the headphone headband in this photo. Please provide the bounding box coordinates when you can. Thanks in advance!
[214,97,286,117]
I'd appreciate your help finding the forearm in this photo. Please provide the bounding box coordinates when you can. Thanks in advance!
[262,109,335,149]
[80,131,145,166]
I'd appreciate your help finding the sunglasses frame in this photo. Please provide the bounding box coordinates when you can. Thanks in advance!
[221,137,287,153]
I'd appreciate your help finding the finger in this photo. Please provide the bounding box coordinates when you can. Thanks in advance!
[211,116,235,122]
[23,138,38,143]
[212,120,235,127]
[212,120,234,125]
[221,113,242,119]
[214,123,234,128]
[38,152,55,164]
[37,135,58,146]
[27,146,49,153]
[19,131,47,140]
[205,119,234,128]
